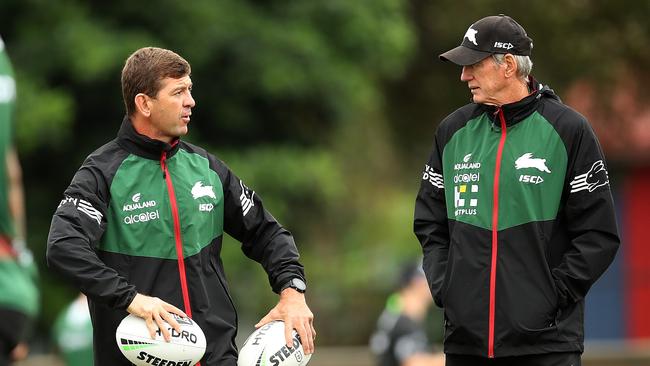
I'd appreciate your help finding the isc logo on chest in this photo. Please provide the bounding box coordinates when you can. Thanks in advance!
[519,175,544,184]
[198,203,214,212]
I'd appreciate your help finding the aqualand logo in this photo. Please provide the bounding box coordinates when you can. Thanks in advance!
[123,193,156,212]
[454,153,481,170]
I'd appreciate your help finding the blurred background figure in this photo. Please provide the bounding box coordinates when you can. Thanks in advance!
[52,294,93,366]
[0,35,39,365]
[370,260,444,366]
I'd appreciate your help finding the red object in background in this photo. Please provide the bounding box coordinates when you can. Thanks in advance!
[625,167,650,338]
[565,72,650,164]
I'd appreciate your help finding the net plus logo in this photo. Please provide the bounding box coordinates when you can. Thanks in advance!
[454,184,479,216]
[453,153,481,217]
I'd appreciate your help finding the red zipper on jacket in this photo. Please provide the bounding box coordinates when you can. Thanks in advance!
[160,147,193,319]
[161,147,202,366]
[488,108,507,358]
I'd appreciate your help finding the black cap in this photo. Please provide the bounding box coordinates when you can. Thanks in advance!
[439,14,533,66]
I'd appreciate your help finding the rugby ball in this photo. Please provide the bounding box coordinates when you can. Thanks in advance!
[238,320,311,366]
[115,313,206,366]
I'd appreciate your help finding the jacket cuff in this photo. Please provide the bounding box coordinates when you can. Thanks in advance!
[272,272,306,294]
[115,287,138,310]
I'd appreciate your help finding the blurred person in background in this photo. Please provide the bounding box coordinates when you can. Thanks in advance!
[414,14,620,366]
[0,35,39,366]
[53,294,93,366]
[46,46,314,365]
[370,260,445,366]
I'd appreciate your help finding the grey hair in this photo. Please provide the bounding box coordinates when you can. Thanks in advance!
[492,54,533,82]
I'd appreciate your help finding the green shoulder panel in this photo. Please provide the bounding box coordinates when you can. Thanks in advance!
[100,149,224,259]
[442,112,567,230]
[498,112,567,229]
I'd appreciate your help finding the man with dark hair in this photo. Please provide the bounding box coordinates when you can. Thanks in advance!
[47,47,315,365]
[414,15,619,365]
[0,34,39,366]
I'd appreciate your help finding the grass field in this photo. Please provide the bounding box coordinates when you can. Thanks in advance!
[14,343,650,366]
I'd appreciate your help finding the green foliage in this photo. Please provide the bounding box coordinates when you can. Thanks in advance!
[213,146,344,225]
[14,74,74,152]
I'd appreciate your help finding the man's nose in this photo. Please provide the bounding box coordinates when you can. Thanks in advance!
[460,66,472,82]
[185,93,196,108]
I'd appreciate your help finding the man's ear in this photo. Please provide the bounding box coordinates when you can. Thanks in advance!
[134,93,153,117]
[503,54,518,78]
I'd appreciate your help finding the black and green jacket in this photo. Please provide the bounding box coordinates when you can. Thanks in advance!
[47,117,305,365]
[414,79,619,358]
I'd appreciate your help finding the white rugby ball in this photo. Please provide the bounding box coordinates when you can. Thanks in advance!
[238,320,311,366]
[115,313,206,366]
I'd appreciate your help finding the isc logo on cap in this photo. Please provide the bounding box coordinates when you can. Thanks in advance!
[494,42,514,50]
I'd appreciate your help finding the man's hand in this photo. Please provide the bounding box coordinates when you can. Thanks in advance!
[127,293,187,342]
[255,289,316,355]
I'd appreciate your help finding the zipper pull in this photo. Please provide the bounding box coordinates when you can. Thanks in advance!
[491,107,502,132]
[498,108,507,130]
[160,152,167,179]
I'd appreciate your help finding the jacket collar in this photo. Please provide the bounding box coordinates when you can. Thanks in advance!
[116,116,180,160]
[482,77,559,128]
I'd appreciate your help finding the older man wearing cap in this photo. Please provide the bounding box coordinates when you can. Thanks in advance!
[414,14,619,366]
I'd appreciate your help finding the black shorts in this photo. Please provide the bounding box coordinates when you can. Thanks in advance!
[0,307,30,362]
[446,352,581,366]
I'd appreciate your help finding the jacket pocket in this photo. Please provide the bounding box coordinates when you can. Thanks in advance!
[440,236,491,349]
[208,243,238,323]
